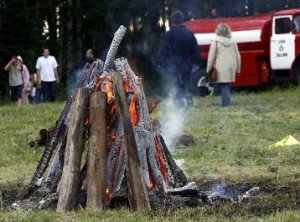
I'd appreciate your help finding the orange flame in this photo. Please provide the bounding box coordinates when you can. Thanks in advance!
[146,149,157,190]
[129,94,139,126]
[124,80,130,93]
[154,134,169,186]
[149,178,156,190]
[104,82,114,104]
[149,172,157,190]
[93,77,105,93]
[148,168,157,190]
[105,188,114,201]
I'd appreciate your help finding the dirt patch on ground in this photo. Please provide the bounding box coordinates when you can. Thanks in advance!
[1,188,18,209]
[198,181,300,217]
[2,181,300,216]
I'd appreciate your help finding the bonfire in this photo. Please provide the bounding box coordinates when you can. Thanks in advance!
[6,26,260,212]
[6,26,202,212]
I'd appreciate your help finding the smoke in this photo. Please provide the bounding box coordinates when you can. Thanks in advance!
[208,182,228,199]
[154,37,188,151]
[159,93,187,150]
[67,69,83,96]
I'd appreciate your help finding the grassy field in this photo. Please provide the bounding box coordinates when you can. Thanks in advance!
[1,87,300,221]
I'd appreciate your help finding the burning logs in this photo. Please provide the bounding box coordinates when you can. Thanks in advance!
[86,91,107,210]
[20,60,105,199]
[57,88,89,212]
[112,71,151,210]
[13,26,201,212]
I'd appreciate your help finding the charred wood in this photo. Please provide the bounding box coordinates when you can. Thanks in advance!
[57,88,89,212]
[112,70,151,210]
[86,91,107,210]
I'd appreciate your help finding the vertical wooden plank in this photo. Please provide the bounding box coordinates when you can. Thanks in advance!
[111,71,151,210]
[86,91,107,210]
[57,88,88,212]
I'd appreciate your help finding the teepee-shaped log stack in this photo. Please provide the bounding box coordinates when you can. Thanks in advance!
[18,26,199,212]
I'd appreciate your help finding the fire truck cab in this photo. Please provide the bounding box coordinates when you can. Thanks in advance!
[184,9,300,87]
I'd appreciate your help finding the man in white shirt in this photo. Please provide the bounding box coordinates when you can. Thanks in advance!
[36,48,59,102]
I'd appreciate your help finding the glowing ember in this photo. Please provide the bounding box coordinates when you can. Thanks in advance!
[104,82,114,104]
[129,94,139,126]
[124,80,130,93]
[154,133,169,187]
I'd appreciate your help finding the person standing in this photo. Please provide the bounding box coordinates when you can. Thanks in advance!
[80,48,96,69]
[83,49,95,67]
[16,56,31,105]
[207,23,241,107]
[36,48,59,102]
[4,56,23,106]
[158,10,201,107]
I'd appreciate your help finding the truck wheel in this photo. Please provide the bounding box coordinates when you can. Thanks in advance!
[197,76,214,97]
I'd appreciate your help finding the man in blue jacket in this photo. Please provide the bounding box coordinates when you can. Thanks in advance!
[158,10,201,106]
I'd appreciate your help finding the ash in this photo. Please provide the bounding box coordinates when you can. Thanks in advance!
[3,182,259,211]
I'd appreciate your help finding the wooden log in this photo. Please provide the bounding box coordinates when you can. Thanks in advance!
[57,88,88,212]
[111,71,151,211]
[86,91,107,210]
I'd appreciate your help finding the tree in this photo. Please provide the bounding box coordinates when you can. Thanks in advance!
[0,0,44,97]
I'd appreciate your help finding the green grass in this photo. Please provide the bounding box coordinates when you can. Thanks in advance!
[1,209,300,222]
[1,87,300,221]
[0,103,64,191]
[173,88,300,186]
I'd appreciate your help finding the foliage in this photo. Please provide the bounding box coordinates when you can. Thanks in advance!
[1,0,300,97]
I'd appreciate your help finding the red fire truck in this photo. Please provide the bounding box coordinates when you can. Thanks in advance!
[184,8,300,87]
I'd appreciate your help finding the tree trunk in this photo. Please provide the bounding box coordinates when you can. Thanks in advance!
[86,91,107,210]
[111,70,151,211]
[57,88,88,212]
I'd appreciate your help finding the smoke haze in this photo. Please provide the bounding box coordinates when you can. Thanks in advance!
[159,96,186,150]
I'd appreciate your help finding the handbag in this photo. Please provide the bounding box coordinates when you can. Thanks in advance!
[209,42,218,81]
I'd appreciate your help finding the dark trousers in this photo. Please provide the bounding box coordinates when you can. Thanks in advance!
[174,85,193,107]
[42,81,57,102]
[174,70,193,107]
[10,85,23,102]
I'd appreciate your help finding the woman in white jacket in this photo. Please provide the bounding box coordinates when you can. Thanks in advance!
[207,23,241,107]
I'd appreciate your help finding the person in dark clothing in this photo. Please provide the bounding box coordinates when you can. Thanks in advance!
[80,49,96,69]
[158,10,201,106]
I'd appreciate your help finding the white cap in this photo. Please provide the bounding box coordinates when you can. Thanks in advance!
[16,55,23,62]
